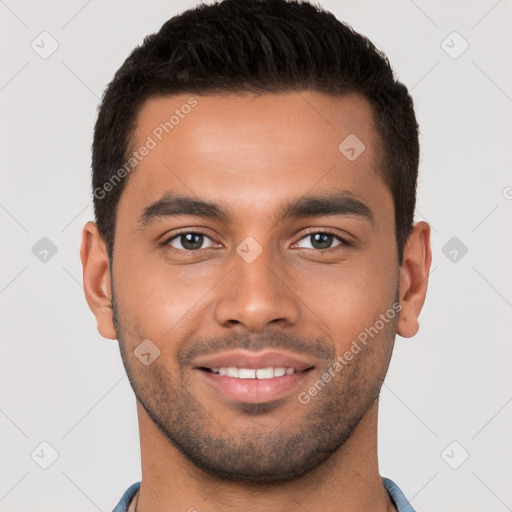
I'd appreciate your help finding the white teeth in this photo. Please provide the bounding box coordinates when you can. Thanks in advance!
[239,368,256,379]
[256,367,274,379]
[226,367,239,378]
[209,367,296,379]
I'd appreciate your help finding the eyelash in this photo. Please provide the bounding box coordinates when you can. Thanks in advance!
[161,228,350,253]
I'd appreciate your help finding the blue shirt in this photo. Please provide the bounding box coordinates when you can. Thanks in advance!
[112,476,416,511]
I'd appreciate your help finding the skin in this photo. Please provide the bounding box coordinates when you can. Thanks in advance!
[81,91,431,512]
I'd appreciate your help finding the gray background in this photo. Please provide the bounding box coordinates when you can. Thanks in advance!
[1,0,511,510]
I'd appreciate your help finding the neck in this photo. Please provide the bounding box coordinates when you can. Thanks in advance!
[133,398,395,512]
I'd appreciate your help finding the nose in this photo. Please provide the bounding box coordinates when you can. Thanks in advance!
[214,244,300,332]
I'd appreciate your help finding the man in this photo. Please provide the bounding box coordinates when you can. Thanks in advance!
[80,0,431,510]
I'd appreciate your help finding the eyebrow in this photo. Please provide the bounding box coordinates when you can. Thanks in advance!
[138,191,374,228]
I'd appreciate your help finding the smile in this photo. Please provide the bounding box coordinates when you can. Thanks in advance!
[203,367,297,379]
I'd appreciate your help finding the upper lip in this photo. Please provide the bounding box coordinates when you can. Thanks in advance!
[193,350,316,372]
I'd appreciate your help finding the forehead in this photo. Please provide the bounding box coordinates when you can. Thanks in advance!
[135,90,379,159]
[120,91,389,221]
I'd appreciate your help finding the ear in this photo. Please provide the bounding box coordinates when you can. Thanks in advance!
[397,221,432,338]
[80,221,117,340]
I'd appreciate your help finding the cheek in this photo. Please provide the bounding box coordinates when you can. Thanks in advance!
[112,251,218,337]
[293,254,398,342]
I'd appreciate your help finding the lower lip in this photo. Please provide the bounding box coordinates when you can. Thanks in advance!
[197,368,313,404]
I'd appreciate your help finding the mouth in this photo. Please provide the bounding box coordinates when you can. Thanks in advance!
[199,366,312,378]
[193,350,316,404]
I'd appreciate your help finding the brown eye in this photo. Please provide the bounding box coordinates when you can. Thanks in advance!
[295,231,347,250]
[165,232,215,251]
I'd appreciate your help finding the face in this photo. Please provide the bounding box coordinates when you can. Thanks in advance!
[83,91,426,484]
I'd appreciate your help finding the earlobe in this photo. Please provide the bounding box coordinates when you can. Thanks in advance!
[397,221,432,338]
[80,221,117,340]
